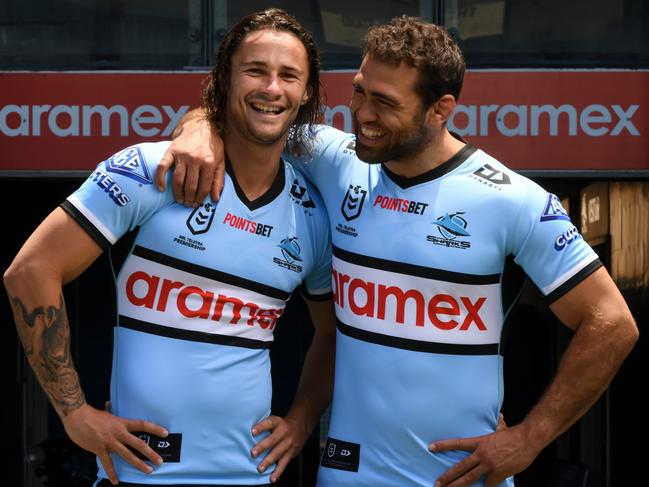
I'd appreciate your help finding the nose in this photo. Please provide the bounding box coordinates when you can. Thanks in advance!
[351,94,376,124]
[262,74,282,98]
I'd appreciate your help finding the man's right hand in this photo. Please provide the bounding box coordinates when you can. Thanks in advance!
[156,109,225,207]
[62,403,168,485]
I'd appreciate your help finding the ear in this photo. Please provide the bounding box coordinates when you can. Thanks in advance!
[301,86,312,106]
[425,94,457,125]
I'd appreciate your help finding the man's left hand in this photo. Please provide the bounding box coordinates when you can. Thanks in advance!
[251,415,307,483]
[429,424,537,487]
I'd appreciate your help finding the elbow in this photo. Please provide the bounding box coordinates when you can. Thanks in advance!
[621,312,639,351]
[4,258,41,296]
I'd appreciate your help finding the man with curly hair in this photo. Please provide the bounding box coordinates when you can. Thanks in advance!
[5,9,336,487]
[160,16,636,487]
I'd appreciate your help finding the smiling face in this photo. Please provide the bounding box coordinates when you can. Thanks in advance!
[225,29,311,148]
[350,55,433,164]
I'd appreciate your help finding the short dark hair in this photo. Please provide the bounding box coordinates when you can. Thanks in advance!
[202,8,322,156]
[363,17,465,107]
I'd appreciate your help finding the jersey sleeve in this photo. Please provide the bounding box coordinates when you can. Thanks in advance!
[284,125,356,189]
[61,142,175,249]
[509,182,602,303]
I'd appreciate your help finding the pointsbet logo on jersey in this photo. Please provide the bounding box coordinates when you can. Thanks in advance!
[372,195,428,215]
[426,212,471,249]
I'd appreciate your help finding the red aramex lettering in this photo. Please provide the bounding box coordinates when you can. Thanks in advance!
[126,271,159,308]
[333,269,487,331]
[124,270,283,330]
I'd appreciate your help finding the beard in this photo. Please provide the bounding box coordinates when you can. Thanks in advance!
[353,112,432,164]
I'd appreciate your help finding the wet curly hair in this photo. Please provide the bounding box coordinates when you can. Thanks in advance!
[363,17,465,107]
[202,8,322,156]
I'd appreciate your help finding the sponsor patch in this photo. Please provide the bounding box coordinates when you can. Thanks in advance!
[91,169,130,206]
[555,226,582,251]
[541,194,570,222]
[321,437,360,472]
[105,146,153,185]
[131,432,182,463]
[290,178,316,214]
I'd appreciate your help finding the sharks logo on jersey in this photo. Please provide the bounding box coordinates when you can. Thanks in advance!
[426,212,471,249]
[274,237,303,273]
[105,146,153,185]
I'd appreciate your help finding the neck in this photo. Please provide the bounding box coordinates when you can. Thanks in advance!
[383,128,465,178]
[223,130,286,201]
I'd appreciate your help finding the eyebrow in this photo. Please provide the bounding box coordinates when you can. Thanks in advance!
[352,80,399,106]
[240,60,304,74]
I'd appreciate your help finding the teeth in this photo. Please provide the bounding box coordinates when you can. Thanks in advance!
[252,103,281,114]
[361,126,385,138]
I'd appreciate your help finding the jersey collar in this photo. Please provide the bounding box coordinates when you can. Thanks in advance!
[225,155,286,211]
[382,133,477,189]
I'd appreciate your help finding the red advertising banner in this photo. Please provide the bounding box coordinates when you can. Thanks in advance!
[1,71,647,172]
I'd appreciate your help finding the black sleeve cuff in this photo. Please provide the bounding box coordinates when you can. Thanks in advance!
[60,200,112,250]
[545,258,604,304]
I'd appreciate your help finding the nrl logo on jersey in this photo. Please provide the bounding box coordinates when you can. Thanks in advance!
[105,146,153,185]
[427,211,471,249]
[540,194,570,222]
[341,184,367,222]
[186,202,216,235]
[290,178,316,215]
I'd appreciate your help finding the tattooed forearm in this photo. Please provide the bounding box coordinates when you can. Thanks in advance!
[9,293,86,417]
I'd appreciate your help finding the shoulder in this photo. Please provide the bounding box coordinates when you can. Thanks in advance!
[284,161,329,226]
[102,141,171,186]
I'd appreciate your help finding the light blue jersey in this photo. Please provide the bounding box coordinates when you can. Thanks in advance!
[62,142,332,485]
[286,126,601,487]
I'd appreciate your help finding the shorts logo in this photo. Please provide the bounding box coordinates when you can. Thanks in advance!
[186,202,216,235]
[290,178,316,214]
[327,442,336,458]
[541,194,570,222]
[341,185,367,221]
[427,212,471,249]
[105,146,153,185]
[273,237,303,273]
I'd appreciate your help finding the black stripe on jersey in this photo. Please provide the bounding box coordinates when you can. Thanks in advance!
[301,289,334,302]
[333,246,500,285]
[60,200,112,250]
[337,319,499,355]
[546,258,603,304]
[119,315,272,349]
[132,245,291,301]
[382,142,477,189]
